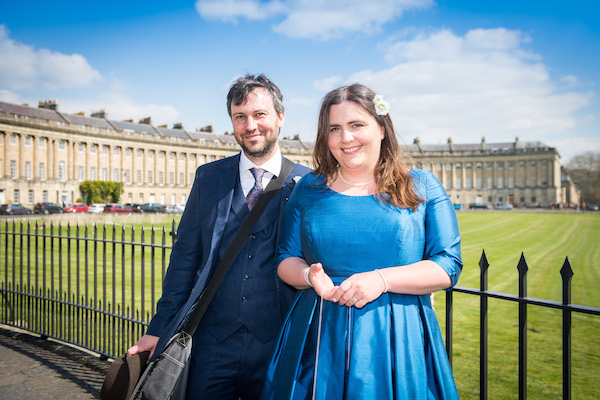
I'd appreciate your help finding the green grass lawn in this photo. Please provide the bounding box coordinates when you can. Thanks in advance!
[441,210,600,399]
[1,211,599,398]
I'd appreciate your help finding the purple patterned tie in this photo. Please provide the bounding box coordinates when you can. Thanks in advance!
[246,168,265,211]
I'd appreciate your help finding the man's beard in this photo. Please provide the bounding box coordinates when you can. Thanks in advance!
[239,130,279,159]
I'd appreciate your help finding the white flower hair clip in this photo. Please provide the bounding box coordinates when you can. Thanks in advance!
[373,94,390,116]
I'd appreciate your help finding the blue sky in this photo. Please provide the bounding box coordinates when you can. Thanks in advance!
[1,0,598,161]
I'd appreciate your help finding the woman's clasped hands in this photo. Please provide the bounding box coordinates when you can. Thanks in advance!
[306,263,387,309]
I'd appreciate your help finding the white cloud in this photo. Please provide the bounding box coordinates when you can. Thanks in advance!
[195,0,287,23]
[60,93,181,125]
[0,25,101,91]
[195,0,433,39]
[342,28,593,147]
[313,75,343,92]
[0,89,25,104]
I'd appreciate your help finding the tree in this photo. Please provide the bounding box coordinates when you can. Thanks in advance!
[79,181,124,204]
[566,151,600,206]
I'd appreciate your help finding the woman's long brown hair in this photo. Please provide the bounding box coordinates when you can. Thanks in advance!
[312,84,424,211]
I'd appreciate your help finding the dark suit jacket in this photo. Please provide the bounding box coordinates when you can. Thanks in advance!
[146,153,310,360]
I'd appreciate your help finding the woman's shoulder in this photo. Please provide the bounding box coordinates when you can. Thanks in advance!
[407,168,445,199]
[296,172,326,188]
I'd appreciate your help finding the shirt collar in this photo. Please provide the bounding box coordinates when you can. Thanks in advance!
[239,148,282,177]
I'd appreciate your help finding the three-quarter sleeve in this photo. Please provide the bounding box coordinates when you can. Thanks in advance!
[421,171,463,287]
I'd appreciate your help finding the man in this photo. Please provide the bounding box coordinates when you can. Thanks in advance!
[127,74,311,399]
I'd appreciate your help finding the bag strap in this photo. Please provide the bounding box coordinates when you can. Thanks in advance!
[180,157,296,337]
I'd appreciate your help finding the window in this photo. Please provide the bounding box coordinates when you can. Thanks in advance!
[39,163,46,180]
[28,190,34,204]
[102,168,108,181]
[170,172,174,185]
[477,177,483,189]
[487,177,493,189]
[137,149,143,157]
[125,170,131,184]
[520,161,525,168]
[126,148,131,156]
[497,162,504,169]
[79,143,85,152]
[114,146,120,156]
[10,160,16,179]
[170,152,175,160]
[179,153,185,161]
[476,162,482,170]
[160,194,166,204]
[509,162,514,169]
[456,177,462,189]
[114,168,119,182]
[159,171,164,185]
[91,167,96,180]
[497,177,503,189]
[456,163,462,170]
[530,177,536,187]
[78,166,84,181]
[149,150,154,159]
[179,173,184,185]
[190,154,196,161]
[10,134,17,145]
[199,155,206,164]
[445,178,451,189]
[150,194,155,203]
[58,161,66,181]
[25,136,32,147]
[39,137,47,149]
[189,173,194,184]
[25,162,31,180]
[102,145,109,155]
[139,193,144,203]
[14,189,19,203]
[530,161,536,168]
[508,177,514,189]
[498,195,504,203]
[58,140,66,150]
[137,170,142,184]
[542,161,547,168]
[445,162,451,171]
[466,178,472,189]
[159,151,164,159]
[466,162,472,170]
[171,194,176,205]
[148,171,153,184]
[127,193,133,203]
[487,162,493,170]
[181,194,186,204]
[42,191,48,202]
[91,144,97,154]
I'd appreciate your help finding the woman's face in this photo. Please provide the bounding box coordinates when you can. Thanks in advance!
[327,100,384,176]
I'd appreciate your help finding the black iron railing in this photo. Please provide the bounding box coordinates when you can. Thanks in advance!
[0,220,599,399]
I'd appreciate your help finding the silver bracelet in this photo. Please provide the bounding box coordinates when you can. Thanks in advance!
[304,268,313,287]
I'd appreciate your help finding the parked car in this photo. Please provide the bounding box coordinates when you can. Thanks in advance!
[165,205,182,214]
[34,202,64,215]
[140,203,167,213]
[494,203,514,210]
[453,204,464,211]
[586,204,599,211]
[126,203,143,213]
[64,203,89,213]
[87,204,106,214]
[469,203,490,210]
[103,204,132,214]
[0,203,33,215]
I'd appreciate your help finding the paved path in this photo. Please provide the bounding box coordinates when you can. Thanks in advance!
[0,326,110,400]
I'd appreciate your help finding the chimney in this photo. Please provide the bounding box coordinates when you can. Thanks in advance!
[38,99,58,110]
[448,137,454,152]
[91,109,107,118]
[481,136,486,151]
[514,136,519,150]
[173,122,184,130]
[74,111,86,116]
[158,124,168,128]
[413,137,422,152]
[138,117,152,125]
[199,125,213,133]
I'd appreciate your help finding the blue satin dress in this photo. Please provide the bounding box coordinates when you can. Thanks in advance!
[261,170,462,400]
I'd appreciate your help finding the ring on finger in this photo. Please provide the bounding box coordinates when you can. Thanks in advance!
[352,296,358,302]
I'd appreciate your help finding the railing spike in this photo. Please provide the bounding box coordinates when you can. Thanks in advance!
[560,257,574,282]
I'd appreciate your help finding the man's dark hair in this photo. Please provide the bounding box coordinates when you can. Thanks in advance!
[226,74,284,117]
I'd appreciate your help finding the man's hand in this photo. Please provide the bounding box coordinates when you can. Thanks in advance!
[127,334,160,362]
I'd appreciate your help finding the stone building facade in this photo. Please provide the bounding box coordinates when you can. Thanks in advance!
[0,100,576,208]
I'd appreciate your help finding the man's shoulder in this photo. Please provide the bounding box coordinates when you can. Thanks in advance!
[289,162,312,176]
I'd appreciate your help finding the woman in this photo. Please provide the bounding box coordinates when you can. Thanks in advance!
[261,84,462,399]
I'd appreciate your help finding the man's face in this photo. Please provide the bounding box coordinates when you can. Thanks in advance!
[231,88,284,164]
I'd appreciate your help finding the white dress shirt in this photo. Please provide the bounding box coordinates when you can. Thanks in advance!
[239,149,282,197]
